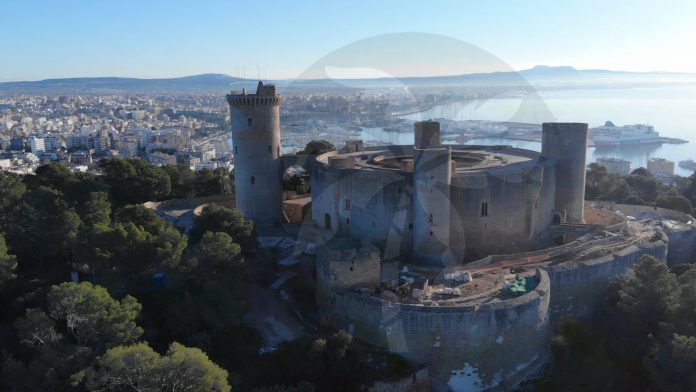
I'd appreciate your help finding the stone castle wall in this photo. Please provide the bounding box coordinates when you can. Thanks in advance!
[311,146,558,261]
[547,232,668,320]
[311,161,412,259]
[316,239,382,309]
[590,202,696,265]
[368,368,431,392]
[448,153,556,259]
[317,226,670,391]
[318,267,551,392]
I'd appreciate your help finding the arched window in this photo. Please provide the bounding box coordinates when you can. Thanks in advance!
[247,117,253,127]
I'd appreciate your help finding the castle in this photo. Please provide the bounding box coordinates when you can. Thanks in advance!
[228,82,696,391]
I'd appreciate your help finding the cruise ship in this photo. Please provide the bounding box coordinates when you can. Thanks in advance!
[679,159,696,171]
[591,121,667,147]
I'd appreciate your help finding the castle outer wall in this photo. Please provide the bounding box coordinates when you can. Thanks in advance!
[588,202,696,265]
[546,232,668,319]
[316,218,670,391]
[318,266,551,392]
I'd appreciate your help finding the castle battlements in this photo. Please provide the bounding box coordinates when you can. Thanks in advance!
[226,81,281,107]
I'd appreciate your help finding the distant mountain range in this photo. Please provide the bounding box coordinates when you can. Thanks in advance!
[0,73,246,96]
[1,66,694,96]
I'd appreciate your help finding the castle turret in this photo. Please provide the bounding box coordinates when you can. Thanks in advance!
[227,81,282,225]
[413,144,453,265]
[414,120,441,149]
[541,122,588,223]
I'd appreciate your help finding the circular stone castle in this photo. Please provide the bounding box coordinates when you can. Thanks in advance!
[311,121,587,264]
[227,83,695,391]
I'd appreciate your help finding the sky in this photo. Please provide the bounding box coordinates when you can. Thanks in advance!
[1,0,695,82]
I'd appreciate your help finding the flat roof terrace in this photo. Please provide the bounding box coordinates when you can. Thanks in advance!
[318,144,541,174]
[350,261,541,308]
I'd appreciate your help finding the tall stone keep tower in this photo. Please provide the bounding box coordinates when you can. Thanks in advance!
[412,121,454,266]
[541,122,588,223]
[227,82,282,225]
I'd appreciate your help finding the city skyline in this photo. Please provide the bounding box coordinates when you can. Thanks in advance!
[2,0,696,82]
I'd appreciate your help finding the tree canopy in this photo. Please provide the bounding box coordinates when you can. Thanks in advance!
[542,256,696,391]
[86,342,231,392]
[45,281,143,352]
[297,140,335,156]
[191,204,255,251]
[0,171,26,229]
[100,158,172,205]
[198,231,243,271]
[0,234,17,286]
[0,160,254,391]
[8,186,82,268]
[586,163,695,215]
[98,159,232,206]
[0,157,407,391]
[616,255,678,335]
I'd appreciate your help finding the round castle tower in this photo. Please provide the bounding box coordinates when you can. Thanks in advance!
[541,122,588,223]
[227,82,283,225]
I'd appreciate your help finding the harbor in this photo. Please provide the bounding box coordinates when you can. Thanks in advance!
[376,115,688,148]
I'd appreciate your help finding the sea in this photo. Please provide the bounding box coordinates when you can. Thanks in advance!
[360,85,696,177]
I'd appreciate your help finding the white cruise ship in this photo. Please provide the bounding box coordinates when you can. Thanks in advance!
[591,121,664,147]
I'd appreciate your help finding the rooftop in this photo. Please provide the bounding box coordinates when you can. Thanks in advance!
[318,144,543,175]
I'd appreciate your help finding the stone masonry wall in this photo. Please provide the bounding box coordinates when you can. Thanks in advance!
[317,229,669,390]
[547,233,668,320]
[316,240,381,309]
[320,269,551,392]
[311,146,557,262]
[590,202,696,265]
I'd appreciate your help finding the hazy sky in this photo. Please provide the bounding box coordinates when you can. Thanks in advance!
[1,0,695,81]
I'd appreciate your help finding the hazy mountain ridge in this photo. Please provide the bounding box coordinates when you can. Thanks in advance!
[0,74,246,96]
[1,67,694,96]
